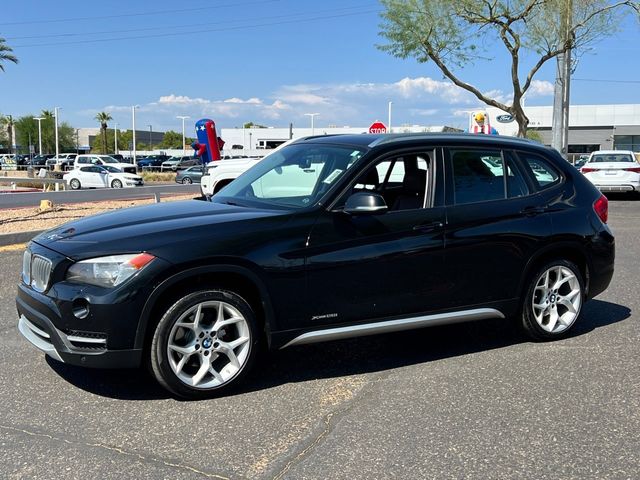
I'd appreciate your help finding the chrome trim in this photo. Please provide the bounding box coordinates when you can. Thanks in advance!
[66,335,107,345]
[281,308,505,349]
[18,315,64,362]
[30,254,52,293]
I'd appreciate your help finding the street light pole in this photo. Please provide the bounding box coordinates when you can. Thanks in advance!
[54,107,60,158]
[177,115,190,155]
[304,113,319,136]
[148,125,153,152]
[114,123,119,154]
[388,101,393,134]
[34,117,45,155]
[132,105,138,166]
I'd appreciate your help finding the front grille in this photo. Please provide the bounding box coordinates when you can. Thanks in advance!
[22,250,32,285]
[30,254,52,292]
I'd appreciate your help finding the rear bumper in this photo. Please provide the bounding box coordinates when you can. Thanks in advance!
[594,184,638,192]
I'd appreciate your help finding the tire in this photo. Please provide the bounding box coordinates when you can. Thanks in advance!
[111,179,123,188]
[69,178,81,190]
[150,289,259,399]
[182,177,193,185]
[521,259,584,341]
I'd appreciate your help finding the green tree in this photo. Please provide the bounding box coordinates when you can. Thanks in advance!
[525,129,544,143]
[243,121,267,129]
[0,37,18,72]
[158,130,184,149]
[0,115,8,147]
[14,114,76,154]
[95,112,113,155]
[378,0,640,137]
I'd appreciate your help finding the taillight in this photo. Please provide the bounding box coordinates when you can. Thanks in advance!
[593,195,608,224]
[624,167,640,173]
[581,167,597,173]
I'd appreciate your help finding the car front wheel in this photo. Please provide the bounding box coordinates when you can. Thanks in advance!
[521,260,584,341]
[182,177,193,184]
[150,289,259,399]
[69,178,81,190]
[111,179,123,188]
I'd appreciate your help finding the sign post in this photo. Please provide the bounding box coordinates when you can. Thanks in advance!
[368,121,387,134]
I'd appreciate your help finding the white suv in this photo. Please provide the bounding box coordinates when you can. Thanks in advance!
[74,154,136,174]
[46,153,77,170]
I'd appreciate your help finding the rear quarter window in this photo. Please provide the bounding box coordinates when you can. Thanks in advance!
[518,152,561,190]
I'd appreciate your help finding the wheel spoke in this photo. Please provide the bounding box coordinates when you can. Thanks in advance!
[547,306,559,332]
[175,353,190,374]
[217,342,241,368]
[558,298,576,314]
[168,343,197,356]
[228,336,250,349]
[208,365,224,383]
[553,269,574,290]
[565,288,581,302]
[191,356,210,386]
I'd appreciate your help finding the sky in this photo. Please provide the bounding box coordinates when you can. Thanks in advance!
[2,0,640,133]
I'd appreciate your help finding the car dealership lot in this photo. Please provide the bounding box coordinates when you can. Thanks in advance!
[0,197,638,479]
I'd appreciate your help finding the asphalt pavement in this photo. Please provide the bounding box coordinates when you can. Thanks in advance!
[0,197,638,479]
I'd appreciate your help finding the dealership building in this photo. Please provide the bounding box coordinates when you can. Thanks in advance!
[487,104,640,153]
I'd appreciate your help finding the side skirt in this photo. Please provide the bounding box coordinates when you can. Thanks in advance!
[280,308,505,349]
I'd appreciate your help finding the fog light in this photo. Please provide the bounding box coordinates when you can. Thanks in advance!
[72,298,90,319]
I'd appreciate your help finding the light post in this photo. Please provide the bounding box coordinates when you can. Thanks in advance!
[148,125,153,152]
[388,101,393,134]
[54,107,60,158]
[34,117,45,155]
[304,113,319,136]
[114,123,119,154]
[177,115,190,155]
[132,105,139,166]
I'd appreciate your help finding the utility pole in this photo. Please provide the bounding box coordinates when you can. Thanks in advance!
[132,105,138,166]
[34,117,45,155]
[114,123,119,154]
[54,107,60,158]
[551,0,573,158]
[177,116,190,155]
[388,101,393,133]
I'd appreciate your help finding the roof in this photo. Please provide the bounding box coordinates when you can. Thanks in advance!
[295,132,542,149]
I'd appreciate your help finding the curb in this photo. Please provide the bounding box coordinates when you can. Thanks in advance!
[0,230,45,247]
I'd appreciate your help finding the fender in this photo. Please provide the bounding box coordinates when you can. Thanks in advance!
[134,263,277,350]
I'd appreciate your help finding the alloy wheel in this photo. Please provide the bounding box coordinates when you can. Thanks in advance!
[531,266,582,333]
[166,300,251,389]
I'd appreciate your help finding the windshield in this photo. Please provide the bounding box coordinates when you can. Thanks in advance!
[100,156,119,164]
[590,153,635,163]
[214,144,365,209]
[102,165,123,173]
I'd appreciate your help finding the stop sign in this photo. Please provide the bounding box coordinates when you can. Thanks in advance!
[368,121,387,134]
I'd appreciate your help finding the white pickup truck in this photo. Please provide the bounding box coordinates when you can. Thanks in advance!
[200,140,297,197]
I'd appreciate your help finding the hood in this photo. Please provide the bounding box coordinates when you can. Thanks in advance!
[33,200,288,260]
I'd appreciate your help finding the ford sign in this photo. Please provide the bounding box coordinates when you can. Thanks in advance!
[496,114,514,123]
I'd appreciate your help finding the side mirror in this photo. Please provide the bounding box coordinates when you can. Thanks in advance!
[343,192,388,215]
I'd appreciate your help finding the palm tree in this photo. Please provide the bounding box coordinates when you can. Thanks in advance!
[0,38,18,72]
[95,112,112,154]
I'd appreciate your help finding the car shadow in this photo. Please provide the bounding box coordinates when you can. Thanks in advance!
[45,299,630,401]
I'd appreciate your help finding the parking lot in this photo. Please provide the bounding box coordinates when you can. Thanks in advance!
[0,197,638,480]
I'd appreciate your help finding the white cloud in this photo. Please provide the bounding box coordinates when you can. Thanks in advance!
[527,80,554,97]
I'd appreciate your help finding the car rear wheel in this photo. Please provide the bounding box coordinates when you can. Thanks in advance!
[521,260,584,340]
[111,179,123,188]
[150,289,259,399]
[69,178,81,190]
[182,177,193,184]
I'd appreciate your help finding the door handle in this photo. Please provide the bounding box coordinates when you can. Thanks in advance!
[520,206,546,216]
[412,221,444,232]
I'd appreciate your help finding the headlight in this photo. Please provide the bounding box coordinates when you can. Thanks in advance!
[66,253,155,288]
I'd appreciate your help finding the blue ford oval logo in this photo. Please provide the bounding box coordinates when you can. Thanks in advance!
[496,114,514,123]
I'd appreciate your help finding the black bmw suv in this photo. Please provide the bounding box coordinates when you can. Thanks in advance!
[17,134,614,398]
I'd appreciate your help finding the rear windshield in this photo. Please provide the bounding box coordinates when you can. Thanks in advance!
[590,154,635,163]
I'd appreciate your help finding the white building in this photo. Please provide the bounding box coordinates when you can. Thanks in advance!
[485,104,640,153]
[219,124,460,153]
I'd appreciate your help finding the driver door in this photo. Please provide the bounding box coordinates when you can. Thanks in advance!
[304,149,447,327]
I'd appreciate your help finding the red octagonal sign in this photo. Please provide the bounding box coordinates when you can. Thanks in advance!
[368,121,387,134]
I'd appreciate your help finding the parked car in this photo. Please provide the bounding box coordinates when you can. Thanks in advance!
[137,154,170,169]
[63,164,143,189]
[30,154,55,166]
[175,165,204,184]
[581,150,640,194]
[46,153,77,170]
[200,140,294,196]
[16,133,614,399]
[74,154,137,174]
[161,156,200,171]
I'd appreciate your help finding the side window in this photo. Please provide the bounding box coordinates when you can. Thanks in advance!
[451,150,505,205]
[519,152,560,189]
[78,157,88,164]
[451,150,530,205]
[349,153,431,211]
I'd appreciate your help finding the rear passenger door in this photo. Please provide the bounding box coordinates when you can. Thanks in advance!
[443,147,552,308]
